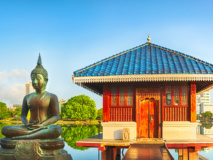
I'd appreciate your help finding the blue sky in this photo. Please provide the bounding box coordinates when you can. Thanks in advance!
[0,0,213,108]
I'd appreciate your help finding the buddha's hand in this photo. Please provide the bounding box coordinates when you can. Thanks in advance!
[25,123,35,130]
[31,123,44,128]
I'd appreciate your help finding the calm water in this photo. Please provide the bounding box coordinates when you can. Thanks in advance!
[0,122,213,160]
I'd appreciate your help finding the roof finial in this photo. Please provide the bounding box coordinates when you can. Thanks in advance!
[147,34,151,43]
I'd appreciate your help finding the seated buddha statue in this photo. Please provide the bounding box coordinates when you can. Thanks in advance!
[1,55,62,140]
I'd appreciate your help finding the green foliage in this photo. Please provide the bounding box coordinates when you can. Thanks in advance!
[0,102,23,119]
[61,124,100,150]
[0,102,7,110]
[13,104,22,108]
[15,107,22,117]
[61,95,97,120]
[196,114,200,120]
[201,111,212,120]
[0,102,11,119]
[0,123,7,138]
[201,121,212,129]
[96,108,103,120]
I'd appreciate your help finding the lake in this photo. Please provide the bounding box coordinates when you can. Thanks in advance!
[0,122,213,160]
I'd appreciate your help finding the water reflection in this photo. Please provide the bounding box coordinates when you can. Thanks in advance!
[194,122,213,160]
[61,124,102,150]
[198,122,213,138]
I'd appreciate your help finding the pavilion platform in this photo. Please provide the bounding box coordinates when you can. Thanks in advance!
[76,133,213,150]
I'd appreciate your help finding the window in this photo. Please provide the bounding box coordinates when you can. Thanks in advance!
[165,85,188,106]
[119,87,125,106]
[166,86,172,105]
[111,86,133,106]
[182,86,188,105]
[111,87,117,106]
[127,87,133,106]
[174,86,179,105]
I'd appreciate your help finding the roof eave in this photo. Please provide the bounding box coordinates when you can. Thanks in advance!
[73,74,213,83]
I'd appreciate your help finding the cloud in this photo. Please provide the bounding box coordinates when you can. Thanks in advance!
[8,69,29,83]
[0,69,30,107]
[0,71,6,81]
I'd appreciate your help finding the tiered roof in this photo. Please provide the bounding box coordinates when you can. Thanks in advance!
[73,38,213,94]
[74,43,213,77]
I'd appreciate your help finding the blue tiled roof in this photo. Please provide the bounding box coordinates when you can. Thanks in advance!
[74,42,213,77]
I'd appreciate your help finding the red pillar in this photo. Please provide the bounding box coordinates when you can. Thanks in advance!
[113,148,121,160]
[189,151,198,160]
[183,148,189,160]
[103,84,109,122]
[178,149,183,160]
[190,82,196,122]
[101,147,111,160]
[101,147,120,160]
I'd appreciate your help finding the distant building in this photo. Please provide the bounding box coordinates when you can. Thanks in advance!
[196,91,213,114]
[8,106,17,111]
[58,99,67,112]
[24,81,35,96]
[8,104,21,111]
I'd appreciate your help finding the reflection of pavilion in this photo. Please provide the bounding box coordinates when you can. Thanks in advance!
[200,126,213,138]
[202,148,211,153]
[73,36,213,159]
[198,154,209,160]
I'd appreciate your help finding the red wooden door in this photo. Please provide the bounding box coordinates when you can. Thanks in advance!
[138,99,157,138]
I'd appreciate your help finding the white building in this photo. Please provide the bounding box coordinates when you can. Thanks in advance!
[196,91,213,114]
[58,99,67,112]
[24,81,35,96]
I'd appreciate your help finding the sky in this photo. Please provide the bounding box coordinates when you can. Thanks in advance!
[0,0,213,109]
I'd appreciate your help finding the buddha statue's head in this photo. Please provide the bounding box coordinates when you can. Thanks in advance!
[31,54,48,92]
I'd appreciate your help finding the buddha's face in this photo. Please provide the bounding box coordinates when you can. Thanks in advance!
[31,73,47,92]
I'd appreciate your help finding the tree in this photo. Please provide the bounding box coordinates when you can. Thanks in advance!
[96,108,103,120]
[0,102,11,119]
[15,107,22,117]
[201,111,212,120]
[61,95,97,120]
[0,102,7,110]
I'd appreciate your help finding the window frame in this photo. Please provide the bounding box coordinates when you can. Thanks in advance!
[110,86,134,107]
[165,85,188,107]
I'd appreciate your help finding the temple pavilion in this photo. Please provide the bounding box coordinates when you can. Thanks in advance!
[72,35,213,140]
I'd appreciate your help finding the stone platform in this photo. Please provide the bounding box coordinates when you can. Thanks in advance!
[0,138,72,160]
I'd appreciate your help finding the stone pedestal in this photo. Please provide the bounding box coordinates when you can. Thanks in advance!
[102,122,136,140]
[0,138,72,160]
[162,121,198,140]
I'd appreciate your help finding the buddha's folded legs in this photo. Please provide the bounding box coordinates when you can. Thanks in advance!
[2,125,62,140]
[1,125,30,138]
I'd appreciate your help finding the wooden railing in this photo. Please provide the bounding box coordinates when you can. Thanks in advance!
[163,106,188,121]
[109,106,135,121]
